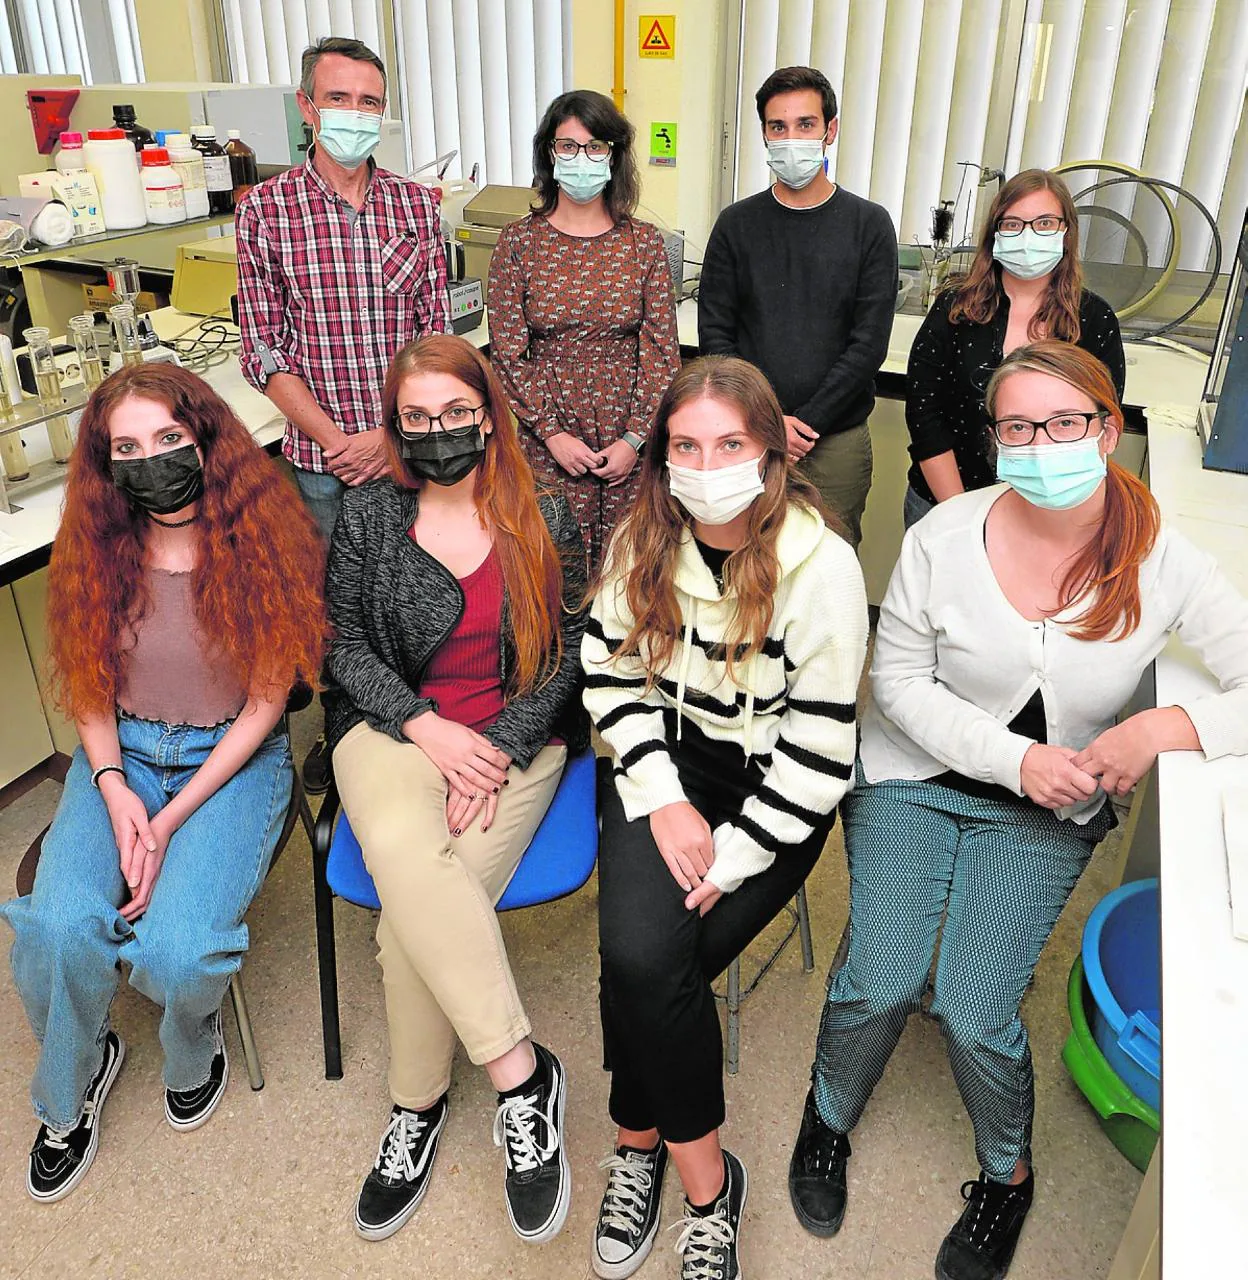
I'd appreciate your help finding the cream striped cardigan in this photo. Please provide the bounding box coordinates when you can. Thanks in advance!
[583,503,869,893]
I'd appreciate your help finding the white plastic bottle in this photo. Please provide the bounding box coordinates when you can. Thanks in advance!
[164,133,210,220]
[83,128,146,230]
[141,147,187,224]
[55,131,87,173]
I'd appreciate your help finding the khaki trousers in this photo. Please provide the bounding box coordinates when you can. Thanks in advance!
[798,420,874,549]
[333,722,566,1109]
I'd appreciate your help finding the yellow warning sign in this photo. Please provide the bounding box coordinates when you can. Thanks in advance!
[639,14,675,58]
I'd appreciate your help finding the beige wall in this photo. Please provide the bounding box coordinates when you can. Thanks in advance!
[570,0,728,252]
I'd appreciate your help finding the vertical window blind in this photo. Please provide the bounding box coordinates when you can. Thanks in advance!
[730,0,1248,272]
[220,0,380,86]
[1,0,143,81]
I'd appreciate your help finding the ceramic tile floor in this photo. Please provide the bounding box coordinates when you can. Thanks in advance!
[0,706,1142,1280]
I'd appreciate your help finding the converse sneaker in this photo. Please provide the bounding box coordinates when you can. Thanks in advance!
[788,1088,851,1236]
[672,1149,747,1280]
[27,1029,126,1202]
[165,1009,228,1131]
[354,1097,449,1241]
[592,1141,668,1278]
[492,1041,569,1244]
[935,1170,1035,1280]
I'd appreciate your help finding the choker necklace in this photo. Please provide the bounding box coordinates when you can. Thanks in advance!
[148,513,200,528]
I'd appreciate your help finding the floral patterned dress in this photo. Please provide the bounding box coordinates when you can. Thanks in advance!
[487,213,681,566]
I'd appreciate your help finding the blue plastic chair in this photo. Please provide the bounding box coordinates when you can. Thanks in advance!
[311,749,598,1078]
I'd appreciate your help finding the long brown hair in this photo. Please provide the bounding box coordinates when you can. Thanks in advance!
[595,355,829,684]
[47,363,326,719]
[381,334,563,695]
[531,89,640,223]
[985,341,1159,642]
[947,168,1084,342]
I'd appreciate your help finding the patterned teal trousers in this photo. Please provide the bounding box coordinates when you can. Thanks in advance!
[812,772,1114,1180]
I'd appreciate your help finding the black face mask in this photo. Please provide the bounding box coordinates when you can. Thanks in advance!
[111,443,205,516]
[399,427,485,487]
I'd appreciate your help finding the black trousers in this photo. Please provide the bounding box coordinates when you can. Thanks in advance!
[597,717,828,1144]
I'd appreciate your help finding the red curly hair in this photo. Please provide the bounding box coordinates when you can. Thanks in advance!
[381,335,564,696]
[47,363,327,719]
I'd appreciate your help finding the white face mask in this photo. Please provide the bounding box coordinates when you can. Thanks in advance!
[765,139,825,190]
[667,455,766,525]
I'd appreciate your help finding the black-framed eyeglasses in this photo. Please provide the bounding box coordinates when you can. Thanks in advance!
[992,411,1108,447]
[395,405,486,437]
[996,214,1067,237]
[551,136,613,162]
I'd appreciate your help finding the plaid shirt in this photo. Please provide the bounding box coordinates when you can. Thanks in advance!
[236,154,451,472]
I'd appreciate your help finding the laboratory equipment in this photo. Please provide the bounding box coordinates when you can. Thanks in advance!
[22,326,74,462]
[68,314,106,392]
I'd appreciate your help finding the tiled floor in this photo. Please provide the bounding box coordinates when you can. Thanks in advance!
[0,706,1142,1280]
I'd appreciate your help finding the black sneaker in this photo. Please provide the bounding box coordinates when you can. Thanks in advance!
[27,1030,126,1202]
[492,1042,570,1244]
[672,1149,747,1280]
[789,1088,851,1236]
[165,1009,228,1131]
[302,734,331,795]
[592,1141,668,1278]
[935,1170,1035,1280]
[354,1097,449,1241]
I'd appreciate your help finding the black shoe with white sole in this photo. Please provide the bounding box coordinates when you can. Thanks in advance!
[165,1009,228,1131]
[789,1088,851,1236]
[355,1096,449,1241]
[592,1141,668,1278]
[27,1029,126,1203]
[492,1042,569,1244]
[935,1170,1035,1280]
[673,1149,747,1280]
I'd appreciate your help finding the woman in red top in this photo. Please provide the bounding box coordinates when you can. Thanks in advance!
[324,335,587,1246]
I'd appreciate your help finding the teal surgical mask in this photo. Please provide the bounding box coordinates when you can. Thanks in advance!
[553,153,611,204]
[993,227,1065,281]
[996,435,1107,510]
[765,139,825,190]
[312,105,383,170]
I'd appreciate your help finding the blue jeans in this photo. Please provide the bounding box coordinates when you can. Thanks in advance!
[293,467,346,544]
[902,484,934,529]
[0,715,292,1128]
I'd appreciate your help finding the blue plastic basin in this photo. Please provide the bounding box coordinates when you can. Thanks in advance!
[1080,878,1160,1112]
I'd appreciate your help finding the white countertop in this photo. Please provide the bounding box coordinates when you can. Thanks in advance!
[1145,404,1248,1275]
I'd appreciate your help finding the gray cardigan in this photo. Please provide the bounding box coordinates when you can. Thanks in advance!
[324,479,588,767]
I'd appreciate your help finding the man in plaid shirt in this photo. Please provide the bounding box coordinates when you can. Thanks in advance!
[237,35,450,788]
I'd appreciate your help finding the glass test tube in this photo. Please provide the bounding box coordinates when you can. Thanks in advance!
[68,314,107,393]
[0,339,26,480]
[109,304,144,369]
[23,327,74,464]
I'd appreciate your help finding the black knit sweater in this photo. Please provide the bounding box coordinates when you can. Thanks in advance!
[324,479,588,767]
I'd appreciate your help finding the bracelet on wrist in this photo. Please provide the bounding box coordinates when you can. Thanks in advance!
[91,764,126,789]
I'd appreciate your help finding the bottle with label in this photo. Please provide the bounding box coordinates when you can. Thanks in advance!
[141,148,187,224]
[22,327,74,463]
[55,131,86,173]
[191,126,234,215]
[82,129,147,230]
[225,130,259,203]
[112,104,155,161]
[164,134,210,220]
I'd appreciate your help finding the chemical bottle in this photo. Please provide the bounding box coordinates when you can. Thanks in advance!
[112,104,155,160]
[191,126,234,215]
[55,132,86,173]
[225,130,259,203]
[83,129,147,230]
[164,134,210,220]
[141,148,187,224]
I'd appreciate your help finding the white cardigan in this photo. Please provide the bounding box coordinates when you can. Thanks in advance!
[861,484,1248,822]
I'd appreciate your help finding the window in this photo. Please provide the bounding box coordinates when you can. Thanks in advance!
[1,0,144,82]
[219,0,381,86]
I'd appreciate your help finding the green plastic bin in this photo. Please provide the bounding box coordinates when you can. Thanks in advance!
[1062,955,1159,1173]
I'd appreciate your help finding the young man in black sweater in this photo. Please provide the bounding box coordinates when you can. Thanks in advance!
[698,66,897,549]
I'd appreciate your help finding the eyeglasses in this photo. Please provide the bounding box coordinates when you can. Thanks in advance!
[395,405,485,437]
[551,137,613,162]
[996,214,1066,237]
[992,412,1108,447]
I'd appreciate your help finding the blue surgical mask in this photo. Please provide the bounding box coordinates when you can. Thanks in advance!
[993,227,1065,281]
[765,139,825,190]
[312,105,383,170]
[553,153,611,204]
[996,436,1107,510]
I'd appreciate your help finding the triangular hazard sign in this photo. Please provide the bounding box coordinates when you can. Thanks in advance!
[643,19,671,51]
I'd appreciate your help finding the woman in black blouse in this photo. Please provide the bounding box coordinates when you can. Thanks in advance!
[904,169,1125,525]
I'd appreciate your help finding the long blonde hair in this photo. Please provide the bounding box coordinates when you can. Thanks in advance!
[592,356,830,685]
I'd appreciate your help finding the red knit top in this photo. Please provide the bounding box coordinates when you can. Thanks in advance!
[418,547,506,733]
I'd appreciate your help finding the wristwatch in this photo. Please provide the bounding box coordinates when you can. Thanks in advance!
[621,430,646,453]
